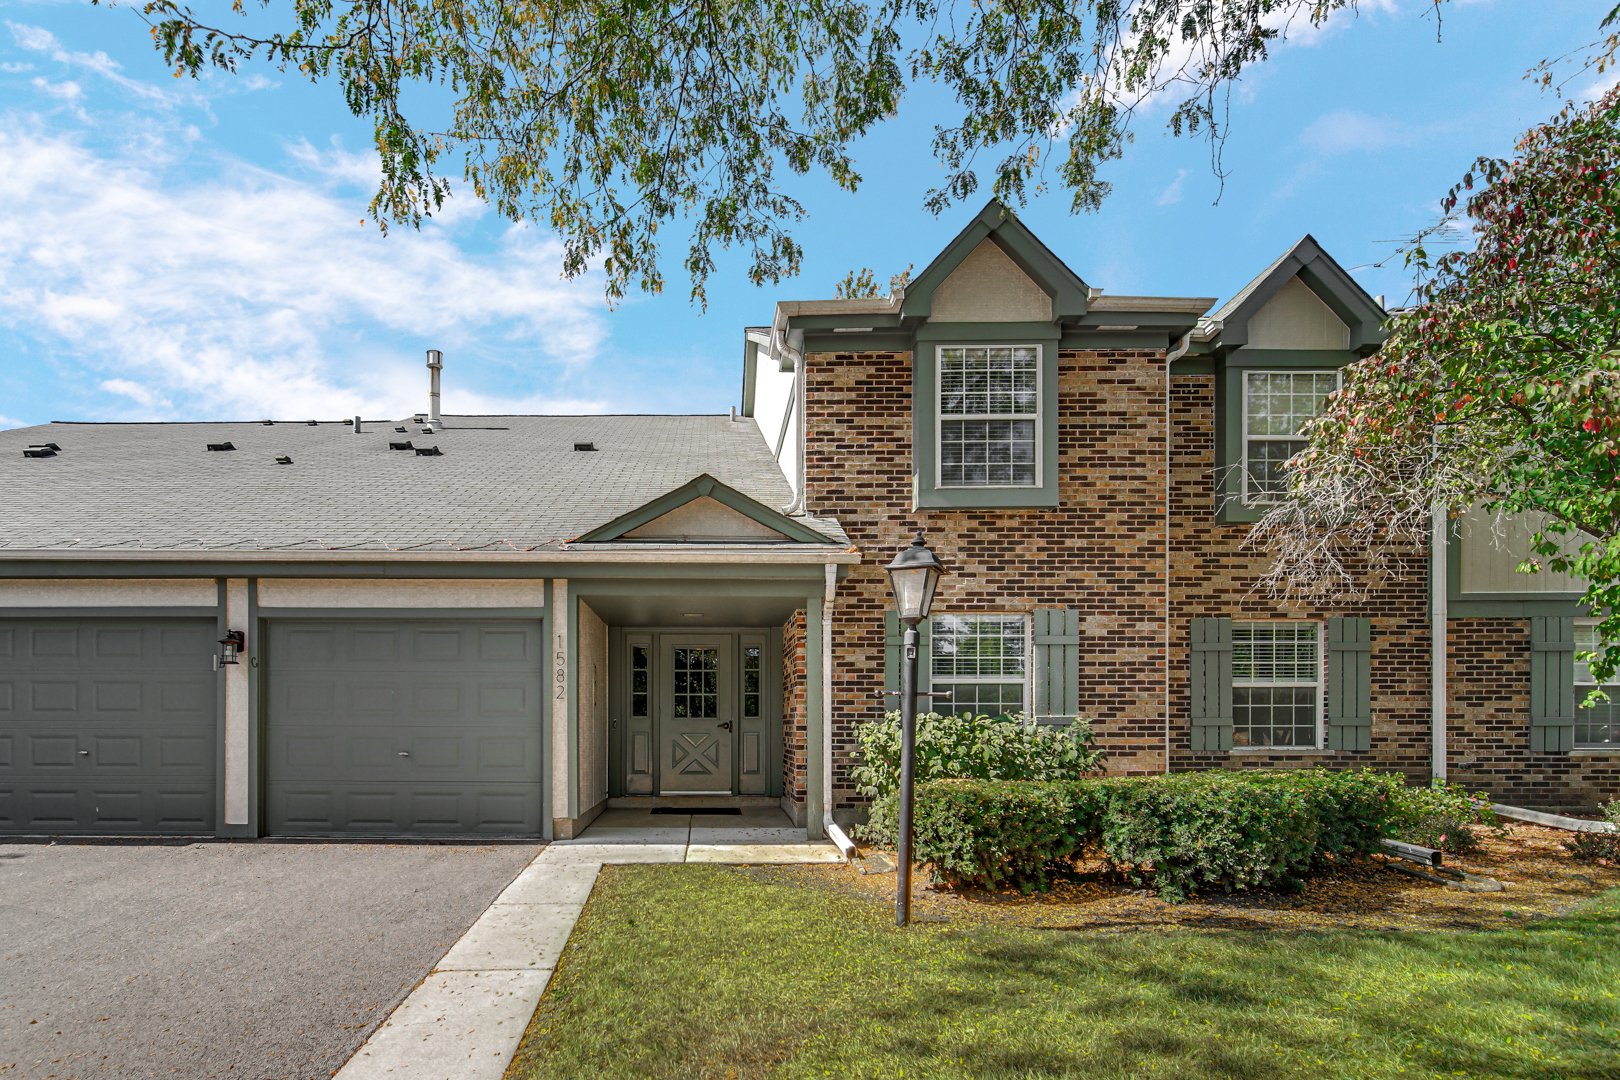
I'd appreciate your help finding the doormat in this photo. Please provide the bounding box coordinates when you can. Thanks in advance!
[651,806,742,815]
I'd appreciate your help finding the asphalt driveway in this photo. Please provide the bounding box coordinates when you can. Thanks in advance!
[0,840,540,1080]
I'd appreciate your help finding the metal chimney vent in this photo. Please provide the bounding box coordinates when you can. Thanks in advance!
[207,442,236,452]
[574,442,596,452]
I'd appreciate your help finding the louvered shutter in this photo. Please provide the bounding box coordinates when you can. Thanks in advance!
[1325,617,1373,751]
[1189,618,1233,751]
[883,612,933,712]
[1529,616,1576,753]
[1033,608,1081,724]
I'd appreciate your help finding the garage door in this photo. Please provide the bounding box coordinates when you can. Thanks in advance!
[0,619,217,835]
[265,620,543,835]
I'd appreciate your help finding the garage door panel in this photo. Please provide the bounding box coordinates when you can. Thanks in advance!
[0,619,217,834]
[266,619,542,836]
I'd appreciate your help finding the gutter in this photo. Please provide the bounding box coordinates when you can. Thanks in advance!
[0,548,864,565]
[822,562,857,859]
[1167,317,1222,363]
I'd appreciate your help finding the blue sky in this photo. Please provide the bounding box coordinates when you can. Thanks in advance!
[0,0,1613,428]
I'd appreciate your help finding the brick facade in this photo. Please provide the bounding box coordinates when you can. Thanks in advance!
[782,610,808,815]
[796,351,1620,816]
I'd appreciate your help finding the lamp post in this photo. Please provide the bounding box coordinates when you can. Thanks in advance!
[884,531,946,928]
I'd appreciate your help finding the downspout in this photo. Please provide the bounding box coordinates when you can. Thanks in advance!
[1165,351,1173,774]
[1431,503,1448,780]
[822,562,857,859]
[782,326,807,515]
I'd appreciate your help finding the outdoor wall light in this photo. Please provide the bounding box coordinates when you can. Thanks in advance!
[217,630,245,667]
[883,531,947,928]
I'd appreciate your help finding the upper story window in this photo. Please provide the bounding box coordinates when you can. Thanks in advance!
[938,346,1040,488]
[1242,371,1340,503]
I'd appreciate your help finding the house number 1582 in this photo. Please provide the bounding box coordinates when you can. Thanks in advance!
[555,633,566,699]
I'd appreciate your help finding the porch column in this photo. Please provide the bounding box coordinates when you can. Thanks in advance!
[551,578,574,836]
[806,594,825,840]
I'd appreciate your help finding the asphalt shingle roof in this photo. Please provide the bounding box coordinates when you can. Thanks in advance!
[0,415,848,552]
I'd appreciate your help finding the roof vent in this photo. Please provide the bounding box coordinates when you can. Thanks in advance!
[306,420,318,426]
[342,418,353,425]
[395,426,407,433]
[419,427,434,435]
[389,441,413,451]
[275,455,293,465]
[415,446,442,457]
[207,442,236,452]
[262,420,274,426]
[574,442,596,452]
[30,442,62,452]
[22,447,56,458]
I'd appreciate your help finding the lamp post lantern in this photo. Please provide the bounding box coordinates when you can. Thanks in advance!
[884,531,946,927]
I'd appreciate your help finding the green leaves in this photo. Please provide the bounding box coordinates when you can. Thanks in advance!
[134,0,1373,302]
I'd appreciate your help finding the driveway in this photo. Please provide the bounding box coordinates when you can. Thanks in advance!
[0,841,539,1080]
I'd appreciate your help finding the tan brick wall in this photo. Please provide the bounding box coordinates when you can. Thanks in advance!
[782,610,807,810]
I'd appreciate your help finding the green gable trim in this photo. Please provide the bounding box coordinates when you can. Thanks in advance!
[1059,330,1174,351]
[573,474,836,544]
[914,321,1061,342]
[802,332,913,354]
[1214,235,1388,354]
[901,200,1089,322]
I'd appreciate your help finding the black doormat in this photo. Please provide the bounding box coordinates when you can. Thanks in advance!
[650,806,742,815]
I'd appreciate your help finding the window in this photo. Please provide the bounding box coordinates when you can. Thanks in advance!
[938,346,1039,487]
[1575,622,1620,748]
[742,645,761,719]
[1242,371,1339,503]
[630,644,649,718]
[1232,622,1321,748]
[931,614,1028,716]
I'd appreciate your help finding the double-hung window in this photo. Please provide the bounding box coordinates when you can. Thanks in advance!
[1232,621,1322,748]
[1242,371,1340,503]
[1575,621,1620,748]
[938,346,1040,487]
[931,614,1028,716]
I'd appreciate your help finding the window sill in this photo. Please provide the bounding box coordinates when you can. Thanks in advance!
[1228,747,1335,755]
[1571,748,1620,757]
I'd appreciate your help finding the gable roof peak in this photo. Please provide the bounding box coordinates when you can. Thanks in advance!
[901,200,1090,321]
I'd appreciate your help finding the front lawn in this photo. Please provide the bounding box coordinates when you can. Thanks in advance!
[504,865,1620,1080]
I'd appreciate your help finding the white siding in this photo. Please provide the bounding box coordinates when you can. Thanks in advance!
[1458,508,1586,594]
[751,351,800,494]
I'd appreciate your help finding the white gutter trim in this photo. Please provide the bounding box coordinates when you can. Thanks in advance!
[1431,502,1448,780]
[822,562,857,860]
[0,548,864,565]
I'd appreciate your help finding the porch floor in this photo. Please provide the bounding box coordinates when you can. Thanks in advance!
[557,806,842,863]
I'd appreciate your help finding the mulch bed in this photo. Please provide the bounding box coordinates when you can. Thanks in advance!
[775,822,1620,933]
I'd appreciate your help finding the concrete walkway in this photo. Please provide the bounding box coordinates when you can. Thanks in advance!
[334,809,841,1079]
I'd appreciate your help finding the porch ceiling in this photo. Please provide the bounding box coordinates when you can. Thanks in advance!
[577,591,804,628]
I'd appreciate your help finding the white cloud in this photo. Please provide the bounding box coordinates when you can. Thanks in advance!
[1156,168,1189,206]
[0,414,28,431]
[1,60,34,72]
[1299,109,1423,156]
[30,73,78,99]
[0,119,610,421]
[9,20,202,109]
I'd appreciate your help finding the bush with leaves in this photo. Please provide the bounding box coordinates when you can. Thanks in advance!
[909,768,1406,899]
[851,711,1105,848]
[1384,778,1503,854]
[1563,798,1620,863]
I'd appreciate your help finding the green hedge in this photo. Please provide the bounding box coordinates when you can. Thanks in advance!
[911,769,1406,900]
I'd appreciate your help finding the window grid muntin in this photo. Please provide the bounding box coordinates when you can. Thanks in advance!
[930,614,1029,717]
[671,647,719,719]
[1574,621,1620,747]
[1242,371,1340,504]
[937,346,1041,489]
[1232,621,1322,749]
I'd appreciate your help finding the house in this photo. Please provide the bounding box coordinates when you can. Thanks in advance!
[1,202,1613,842]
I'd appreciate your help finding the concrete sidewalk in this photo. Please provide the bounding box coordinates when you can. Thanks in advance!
[334,809,842,1079]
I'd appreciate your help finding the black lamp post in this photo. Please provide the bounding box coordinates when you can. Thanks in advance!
[883,531,946,927]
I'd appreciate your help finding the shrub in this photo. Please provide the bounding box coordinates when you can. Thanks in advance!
[1385,778,1502,854]
[908,769,1406,901]
[1563,798,1620,863]
[852,711,1105,847]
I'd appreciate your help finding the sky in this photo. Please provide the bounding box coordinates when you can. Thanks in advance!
[0,0,1614,429]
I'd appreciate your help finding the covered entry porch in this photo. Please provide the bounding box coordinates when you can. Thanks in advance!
[551,566,850,840]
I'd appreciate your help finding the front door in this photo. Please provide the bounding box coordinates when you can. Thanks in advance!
[658,636,733,795]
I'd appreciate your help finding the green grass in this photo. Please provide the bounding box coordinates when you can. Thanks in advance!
[506,866,1620,1080]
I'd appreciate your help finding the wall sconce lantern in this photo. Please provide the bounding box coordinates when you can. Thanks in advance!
[218,630,246,667]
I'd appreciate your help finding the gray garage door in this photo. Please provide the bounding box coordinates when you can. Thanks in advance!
[0,619,217,835]
[265,620,543,836]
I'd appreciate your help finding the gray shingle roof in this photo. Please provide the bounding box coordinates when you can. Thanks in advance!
[0,415,848,552]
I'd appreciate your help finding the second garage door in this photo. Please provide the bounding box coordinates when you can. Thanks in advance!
[265,619,543,836]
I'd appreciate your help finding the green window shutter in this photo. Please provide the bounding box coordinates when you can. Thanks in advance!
[1189,618,1233,751]
[883,612,932,709]
[1326,617,1373,751]
[1530,616,1576,753]
[1033,608,1081,722]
